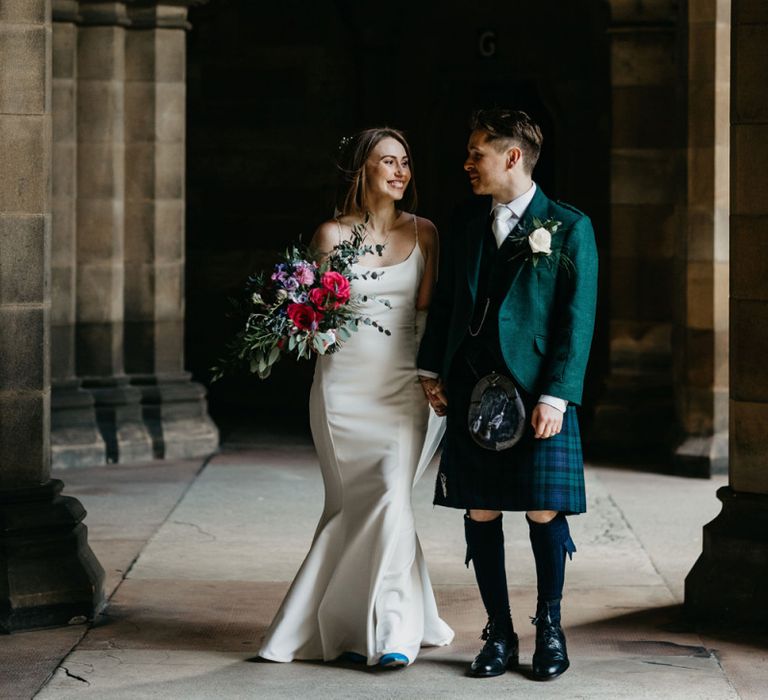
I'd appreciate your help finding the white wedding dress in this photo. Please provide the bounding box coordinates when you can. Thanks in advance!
[259,218,454,665]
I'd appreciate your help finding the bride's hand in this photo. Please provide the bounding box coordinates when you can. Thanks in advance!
[419,377,448,416]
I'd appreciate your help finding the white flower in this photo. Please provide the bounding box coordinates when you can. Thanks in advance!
[528,227,552,255]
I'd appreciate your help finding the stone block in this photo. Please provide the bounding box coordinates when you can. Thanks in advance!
[0,307,47,391]
[124,201,155,262]
[731,401,768,495]
[123,320,154,374]
[77,26,124,81]
[731,299,768,403]
[611,257,675,323]
[733,125,768,216]
[50,264,75,325]
[124,262,155,320]
[153,320,185,373]
[612,86,682,149]
[155,142,184,199]
[713,327,728,389]
[735,0,768,23]
[610,32,677,88]
[52,81,76,144]
[0,390,49,487]
[53,21,76,80]
[124,29,156,82]
[611,148,685,205]
[0,0,47,23]
[77,81,124,143]
[155,263,183,321]
[77,142,124,199]
[731,215,768,301]
[733,25,768,123]
[684,328,715,385]
[0,25,47,115]
[124,81,156,142]
[686,261,714,330]
[0,115,49,213]
[156,29,186,83]
[608,0,677,23]
[155,82,185,144]
[76,322,123,378]
[76,199,123,262]
[688,21,716,83]
[51,197,75,263]
[76,263,123,323]
[0,215,46,305]
[611,203,677,258]
[50,322,75,381]
[687,146,715,208]
[713,260,729,332]
[52,141,76,198]
[686,207,714,261]
[124,142,155,199]
[688,0,718,23]
[155,200,184,262]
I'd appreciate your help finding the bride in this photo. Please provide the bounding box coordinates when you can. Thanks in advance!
[258,128,454,668]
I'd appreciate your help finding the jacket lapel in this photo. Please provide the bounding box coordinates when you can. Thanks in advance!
[465,198,491,303]
[502,186,552,289]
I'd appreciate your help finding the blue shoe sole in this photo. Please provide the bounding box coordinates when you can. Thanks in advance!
[379,653,409,669]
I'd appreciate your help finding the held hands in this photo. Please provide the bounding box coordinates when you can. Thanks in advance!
[419,377,448,417]
[531,402,563,439]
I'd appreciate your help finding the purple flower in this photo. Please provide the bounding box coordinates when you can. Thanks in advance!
[283,277,300,292]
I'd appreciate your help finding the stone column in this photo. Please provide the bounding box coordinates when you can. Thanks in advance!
[0,0,104,631]
[51,0,107,468]
[685,1,768,625]
[591,0,686,463]
[75,1,152,463]
[674,0,730,476]
[123,3,218,459]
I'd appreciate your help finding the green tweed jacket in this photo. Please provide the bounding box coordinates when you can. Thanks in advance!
[417,186,598,406]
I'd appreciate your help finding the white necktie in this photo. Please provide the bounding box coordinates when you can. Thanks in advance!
[491,204,515,247]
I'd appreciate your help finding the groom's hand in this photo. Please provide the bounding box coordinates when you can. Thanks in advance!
[531,402,563,439]
[419,377,448,416]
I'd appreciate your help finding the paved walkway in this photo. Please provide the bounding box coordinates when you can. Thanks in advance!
[2,438,767,699]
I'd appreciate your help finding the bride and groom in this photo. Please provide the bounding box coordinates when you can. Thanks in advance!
[258,108,598,680]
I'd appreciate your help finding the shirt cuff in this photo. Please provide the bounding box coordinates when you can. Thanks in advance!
[417,369,439,379]
[538,394,567,412]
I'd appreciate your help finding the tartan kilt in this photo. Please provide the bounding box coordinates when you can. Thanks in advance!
[433,342,586,514]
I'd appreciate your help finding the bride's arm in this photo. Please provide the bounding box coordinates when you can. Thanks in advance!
[415,218,438,313]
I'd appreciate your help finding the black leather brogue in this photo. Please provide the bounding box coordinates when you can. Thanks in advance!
[468,617,519,678]
[531,604,570,681]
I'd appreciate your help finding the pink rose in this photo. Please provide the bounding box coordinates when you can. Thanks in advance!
[321,271,351,304]
[287,303,323,331]
[293,264,316,286]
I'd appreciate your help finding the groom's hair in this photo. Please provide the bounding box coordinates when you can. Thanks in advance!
[470,108,543,175]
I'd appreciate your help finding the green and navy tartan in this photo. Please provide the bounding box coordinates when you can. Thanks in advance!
[433,349,587,515]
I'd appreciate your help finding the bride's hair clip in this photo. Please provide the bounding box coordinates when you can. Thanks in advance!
[337,135,353,152]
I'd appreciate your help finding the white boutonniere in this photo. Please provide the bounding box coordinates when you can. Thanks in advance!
[510,217,574,274]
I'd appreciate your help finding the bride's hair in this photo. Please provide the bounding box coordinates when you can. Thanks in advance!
[335,127,417,217]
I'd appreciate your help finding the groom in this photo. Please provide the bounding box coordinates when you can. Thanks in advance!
[418,109,597,680]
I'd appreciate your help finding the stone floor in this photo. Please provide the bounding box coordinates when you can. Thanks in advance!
[2,436,767,699]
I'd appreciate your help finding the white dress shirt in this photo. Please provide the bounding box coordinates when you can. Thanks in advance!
[418,182,568,413]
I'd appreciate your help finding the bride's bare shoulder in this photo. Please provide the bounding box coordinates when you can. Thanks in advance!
[312,218,343,249]
[414,215,438,250]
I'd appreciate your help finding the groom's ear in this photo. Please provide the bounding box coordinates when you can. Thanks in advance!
[506,145,523,170]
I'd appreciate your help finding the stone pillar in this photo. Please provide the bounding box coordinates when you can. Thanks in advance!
[591,0,687,463]
[51,0,107,468]
[674,0,730,476]
[123,3,218,459]
[75,2,152,463]
[685,1,768,625]
[0,0,104,632]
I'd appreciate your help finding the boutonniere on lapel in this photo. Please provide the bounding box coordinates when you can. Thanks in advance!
[509,217,574,273]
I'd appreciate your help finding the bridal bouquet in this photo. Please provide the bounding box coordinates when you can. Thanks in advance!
[212,222,390,380]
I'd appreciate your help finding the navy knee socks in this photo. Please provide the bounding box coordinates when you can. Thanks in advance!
[527,512,576,624]
[464,513,512,625]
